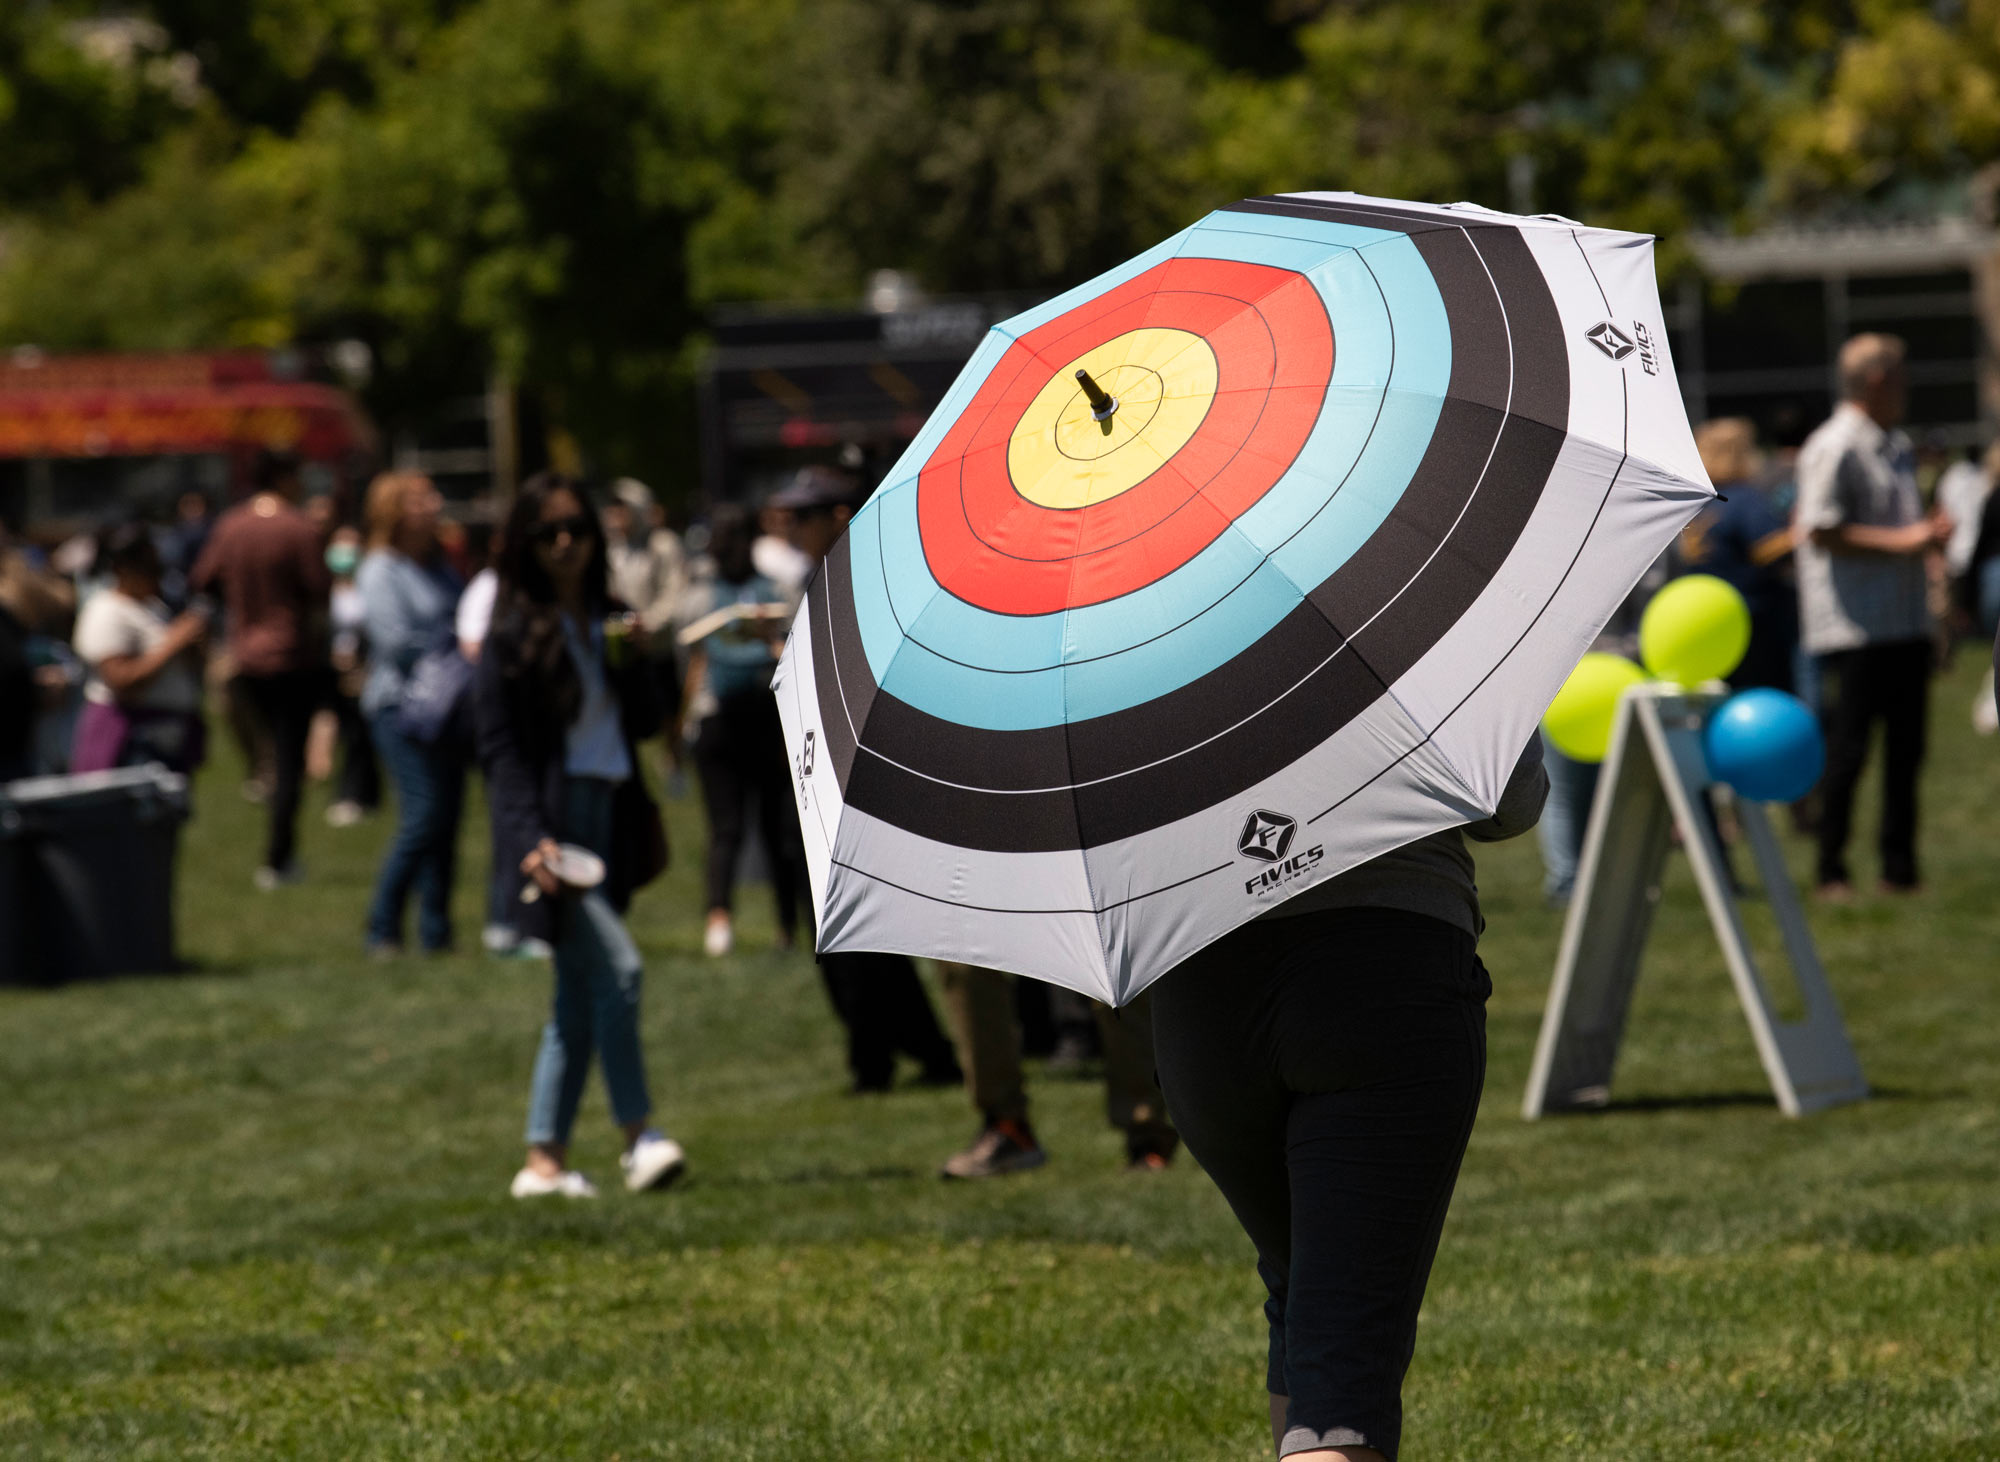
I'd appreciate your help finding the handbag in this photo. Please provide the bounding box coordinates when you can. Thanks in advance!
[396,646,474,745]
[610,769,669,905]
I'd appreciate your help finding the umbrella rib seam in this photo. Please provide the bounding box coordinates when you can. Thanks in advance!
[1307,373,1645,828]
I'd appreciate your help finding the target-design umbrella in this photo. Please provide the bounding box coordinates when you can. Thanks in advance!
[776,192,1713,1003]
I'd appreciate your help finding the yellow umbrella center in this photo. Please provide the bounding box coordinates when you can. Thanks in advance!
[1006,328,1219,510]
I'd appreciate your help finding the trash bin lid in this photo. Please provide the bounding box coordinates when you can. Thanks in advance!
[0,763,190,830]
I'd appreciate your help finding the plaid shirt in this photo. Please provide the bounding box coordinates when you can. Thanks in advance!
[1794,403,1930,653]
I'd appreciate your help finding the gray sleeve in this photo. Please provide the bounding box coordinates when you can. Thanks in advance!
[1798,443,1861,532]
[1464,735,1548,842]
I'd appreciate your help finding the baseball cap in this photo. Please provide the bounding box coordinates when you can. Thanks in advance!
[610,477,654,511]
[769,465,860,513]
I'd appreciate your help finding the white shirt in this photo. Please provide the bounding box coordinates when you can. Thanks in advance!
[1937,459,1991,576]
[456,567,498,650]
[331,581,366,660]
[751,534,812,596]
[1794,403,1930,653]
[561,617,633,782]
[72,589,203,713]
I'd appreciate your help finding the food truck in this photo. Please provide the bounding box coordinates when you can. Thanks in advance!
[0,349,374,537]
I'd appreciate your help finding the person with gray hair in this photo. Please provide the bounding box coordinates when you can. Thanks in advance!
[1794,333,1952,898]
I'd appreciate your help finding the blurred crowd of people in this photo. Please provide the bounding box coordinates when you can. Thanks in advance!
[1538,331,2000,907]
[4,327,1992,1194]
[0,449,1169,1190]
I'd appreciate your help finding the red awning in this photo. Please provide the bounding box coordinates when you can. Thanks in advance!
[0,354,374,461]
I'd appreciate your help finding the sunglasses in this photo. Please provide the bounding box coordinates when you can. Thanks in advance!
[532,515,595,545]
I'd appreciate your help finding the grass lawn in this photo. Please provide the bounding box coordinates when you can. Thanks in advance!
[3,654,1998,1459]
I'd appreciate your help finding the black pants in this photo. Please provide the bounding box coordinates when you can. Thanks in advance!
[818,952,961,1091]
[692,692,800,938]
[333,688,380,809]
[1150,908,1489,1461]
[237,669,318,872]
[1815,639,1929,888]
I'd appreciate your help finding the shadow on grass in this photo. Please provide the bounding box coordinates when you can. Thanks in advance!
[0,954,258,992]
[170,955,259,978]
[1553,1089,1778,1114]
[701,1164,928,1189]
[1558,1084,1934,1115]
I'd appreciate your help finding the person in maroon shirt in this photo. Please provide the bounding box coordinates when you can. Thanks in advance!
[191,450,331,887]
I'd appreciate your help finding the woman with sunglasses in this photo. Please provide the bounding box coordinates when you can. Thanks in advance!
[473,473,683,1199]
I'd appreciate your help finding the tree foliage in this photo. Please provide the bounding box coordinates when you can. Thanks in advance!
[1772,0,2000,211]
[0,5,194,209]
[2,0,1996,496]
[782,0,1209,294]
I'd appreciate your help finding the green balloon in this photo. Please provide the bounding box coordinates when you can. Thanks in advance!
[1543,653,1647,763]
[1640,574,1752,687]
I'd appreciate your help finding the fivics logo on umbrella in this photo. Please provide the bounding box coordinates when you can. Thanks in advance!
[796,730,815,804]
[1237,809,1324,896]
[1585,320,1659,376]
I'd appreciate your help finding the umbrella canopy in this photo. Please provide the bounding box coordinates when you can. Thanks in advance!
[776,191,1713,1004]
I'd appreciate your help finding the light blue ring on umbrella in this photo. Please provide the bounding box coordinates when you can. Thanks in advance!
[843,211,1453,732]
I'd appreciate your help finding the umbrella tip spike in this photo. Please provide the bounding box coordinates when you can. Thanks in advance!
[1075,368,1119,422]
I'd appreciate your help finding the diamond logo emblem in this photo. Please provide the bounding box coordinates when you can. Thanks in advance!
[1586,321,1635,360]
[1236,809,1297,863]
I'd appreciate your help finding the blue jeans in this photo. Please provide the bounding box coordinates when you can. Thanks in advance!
[1978,557,2000,639]
[523,777,652,1147]
[1535,730,1601,906]
[1793,646,1823,719]
[365,715,467,951]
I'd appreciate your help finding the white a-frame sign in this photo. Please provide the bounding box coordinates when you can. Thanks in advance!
[1524,683,1868,1119]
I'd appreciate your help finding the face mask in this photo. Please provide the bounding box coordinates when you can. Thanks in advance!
[326,543,359,576]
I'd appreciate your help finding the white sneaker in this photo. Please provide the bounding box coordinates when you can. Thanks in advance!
[252,862,305,892]
[509,1167,599,1199]
[620,1132,686,1193]
[1973,670,1998,735]
[325,800,366,828]
[702,915,733,957]
[482,923,518,954]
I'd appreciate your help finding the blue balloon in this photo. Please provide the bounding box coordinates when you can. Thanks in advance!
[1703,688,1825,803]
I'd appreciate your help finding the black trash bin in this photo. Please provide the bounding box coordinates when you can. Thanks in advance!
[0,765,190,985]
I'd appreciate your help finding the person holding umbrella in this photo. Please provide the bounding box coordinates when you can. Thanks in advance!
[771,194,1716,1457]
[1149,738,1545,1459]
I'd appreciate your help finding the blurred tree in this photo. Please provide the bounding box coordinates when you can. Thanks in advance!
[1771,0,2000,212]
[6,0,1982,503]
[0,6,194,209]
[144,0,467,134]
[271,0,796,491]
[782,0,1214,294]
[1140,0,1326,78]
[1,0,793,497]
[0,130,293,351]
[1196,1,1854,267]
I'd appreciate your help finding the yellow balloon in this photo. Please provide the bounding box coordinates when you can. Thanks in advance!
[1543,653,1647,763]
[1640,574,1751,687]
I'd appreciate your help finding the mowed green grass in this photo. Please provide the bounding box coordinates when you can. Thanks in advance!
[3,656,1998,1460]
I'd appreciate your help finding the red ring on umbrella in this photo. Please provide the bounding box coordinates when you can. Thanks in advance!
[917,257,1332,617]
